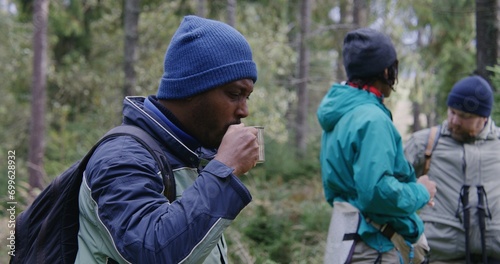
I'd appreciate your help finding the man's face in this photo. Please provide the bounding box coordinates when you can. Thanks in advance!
[188,79,254,148]
[447,107,487,142]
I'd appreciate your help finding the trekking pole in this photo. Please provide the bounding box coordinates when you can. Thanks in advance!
[477,185,492,264]
[460,185,471,264]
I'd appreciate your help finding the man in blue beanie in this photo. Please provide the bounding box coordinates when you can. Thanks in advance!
[76,15,259,264]
[318,27,437,263]
[405,75,500,263]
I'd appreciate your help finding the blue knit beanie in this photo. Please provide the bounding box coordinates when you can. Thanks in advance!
[447,75,493,117]
[157,15,257,99]
[343,28,397,79]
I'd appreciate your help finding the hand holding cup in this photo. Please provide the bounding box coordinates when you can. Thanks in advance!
[215,124,261,176]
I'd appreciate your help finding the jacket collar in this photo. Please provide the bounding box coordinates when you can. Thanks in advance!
[122,96,209,167]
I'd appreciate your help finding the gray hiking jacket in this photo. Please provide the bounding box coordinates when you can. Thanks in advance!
[404,119,500,260]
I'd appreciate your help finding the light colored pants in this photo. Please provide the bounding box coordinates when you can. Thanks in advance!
[324,201,427,264]
[350,239,401,264]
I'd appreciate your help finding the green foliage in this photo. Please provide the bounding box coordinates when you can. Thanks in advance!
[0,10,34,219]
[408,0,476,123]
[243,205,294,262]
[260,137,322,183]
[228,175,330,264]
[238,3,297,119]
[2,0,499,263]
[50,0,107,64]
[494,93,500,125]
[136,2,186,95]
[487,65,500,123]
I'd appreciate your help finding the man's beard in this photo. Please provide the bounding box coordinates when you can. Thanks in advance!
[450,128,476,143]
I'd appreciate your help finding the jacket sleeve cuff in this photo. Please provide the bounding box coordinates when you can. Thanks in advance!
[202,159,235,179]
[202,159,252,205]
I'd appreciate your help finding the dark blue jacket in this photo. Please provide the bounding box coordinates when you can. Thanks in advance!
[75,96,252,264]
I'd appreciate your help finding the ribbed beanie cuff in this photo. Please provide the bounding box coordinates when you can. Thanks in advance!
[157,16,257,99]
[446,75,493,117]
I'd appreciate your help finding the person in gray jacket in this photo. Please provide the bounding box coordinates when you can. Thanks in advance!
[404,75,500,263]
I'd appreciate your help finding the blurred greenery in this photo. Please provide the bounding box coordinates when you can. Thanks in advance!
[488,64,500,123]
[1,0,499,263]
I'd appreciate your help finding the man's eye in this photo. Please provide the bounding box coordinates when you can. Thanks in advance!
[228,90,250,101]
[229,93,250,100]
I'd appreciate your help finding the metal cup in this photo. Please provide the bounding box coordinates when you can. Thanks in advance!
[253,126,265,163]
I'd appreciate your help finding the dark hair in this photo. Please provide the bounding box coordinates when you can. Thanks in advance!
[349,59,399,89]
[384,59,399,88]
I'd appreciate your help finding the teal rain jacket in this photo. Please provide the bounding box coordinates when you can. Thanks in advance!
[317,83,430,252]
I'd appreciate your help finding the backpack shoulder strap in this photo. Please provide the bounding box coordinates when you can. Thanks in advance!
[423,125,441,175]
[93,125,176,202]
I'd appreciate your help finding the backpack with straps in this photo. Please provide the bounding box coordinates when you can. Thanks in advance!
[422,125,441,175]
[421,124,500,262]
[10,125,176,264]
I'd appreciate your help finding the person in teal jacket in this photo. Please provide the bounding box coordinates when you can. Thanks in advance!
[317,28,437,263]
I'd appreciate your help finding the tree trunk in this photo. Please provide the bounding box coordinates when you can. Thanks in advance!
[430,92,438,126]
[197,0,207,18]
[226,0,236,27]
[335,0,348,82]
[476,0,497,86]
[352,0,368,27]
[124,0,140,97]
[28,0,49,191]
[295,0,311,157]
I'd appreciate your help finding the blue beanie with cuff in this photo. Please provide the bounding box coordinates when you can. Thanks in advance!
[157,15,257,99]
[447,75,493,117]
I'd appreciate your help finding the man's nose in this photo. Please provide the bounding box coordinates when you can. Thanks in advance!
[450,115,461,125]
[236,99,249,118]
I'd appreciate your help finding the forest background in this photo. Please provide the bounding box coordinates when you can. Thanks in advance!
[1,0,500,263]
